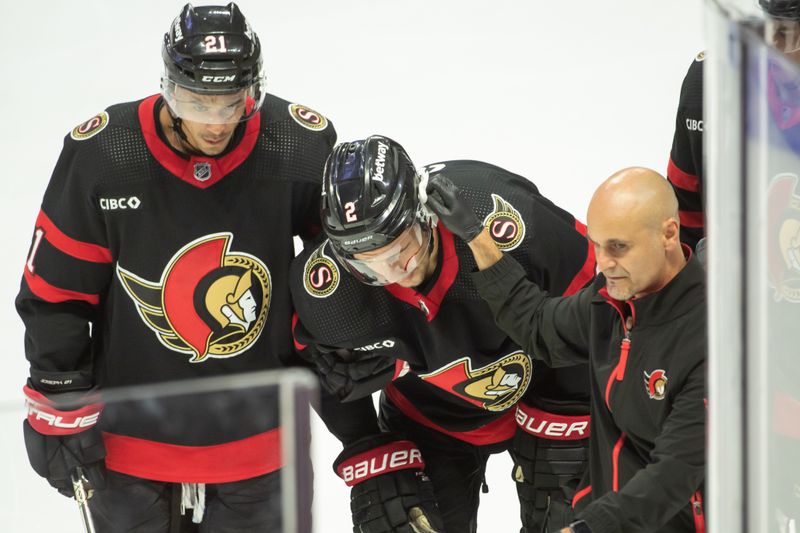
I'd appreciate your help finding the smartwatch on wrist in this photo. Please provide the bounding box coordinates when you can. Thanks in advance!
[569,520,593,533]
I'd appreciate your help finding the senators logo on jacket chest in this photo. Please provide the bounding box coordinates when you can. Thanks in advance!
[117,233,271,362]
[419,351,532,412]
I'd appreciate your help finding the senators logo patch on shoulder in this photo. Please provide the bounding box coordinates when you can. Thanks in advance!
[484,194,526,251]
[70,111,109,141]
[116,233,271,363]
[304,243,340,298]
[288,103,328,131]
[419,351,532,412]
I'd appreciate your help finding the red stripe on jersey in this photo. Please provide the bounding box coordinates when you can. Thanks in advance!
[572,484,592,508]
[679,210,704,229]
[668,157,700,192]
[291,313,307,351]
[385,384,517,445]
[24,268,100,305]
[36,210,112,263]
[563,220,596,297]
[103,427,282,483]
[612,432,626,491]
[138,95,261,189]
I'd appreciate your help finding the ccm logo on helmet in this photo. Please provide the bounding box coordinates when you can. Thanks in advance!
[340,448,423,485]
[100,197,141,210]
[201,75,236,83]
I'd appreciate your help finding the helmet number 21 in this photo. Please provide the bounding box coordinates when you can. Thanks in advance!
[204,35,228,53]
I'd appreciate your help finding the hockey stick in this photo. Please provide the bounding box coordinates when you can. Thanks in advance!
[71,467,97,533]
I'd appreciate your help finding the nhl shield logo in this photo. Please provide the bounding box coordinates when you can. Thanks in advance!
[644,369,668,400]
[117,233,271,363]
[303,243,340,298]
[483,194,526,251]
[193,162,212,182]
[420,351,532,412]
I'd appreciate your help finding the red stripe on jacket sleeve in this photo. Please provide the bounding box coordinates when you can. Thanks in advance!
[667,158,700,193]
[24,268,100,305]
[679,210,704,229]
[36,210,112,263]
[562,220,596,297]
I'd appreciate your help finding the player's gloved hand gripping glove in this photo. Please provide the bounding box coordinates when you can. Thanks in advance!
[424,174,484,243]
[312,346,399,401]
[22,384,107,497]
[334,434,445,533]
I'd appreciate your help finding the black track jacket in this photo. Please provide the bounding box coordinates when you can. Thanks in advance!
[473,251,707,533]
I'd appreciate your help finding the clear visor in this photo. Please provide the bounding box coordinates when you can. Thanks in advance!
[766,18,800,53]
[338,223,432,286]
[161,77,266,124]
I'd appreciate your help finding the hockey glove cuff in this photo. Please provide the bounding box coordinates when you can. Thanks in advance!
[334,434,444,533]
[23,384,107,497]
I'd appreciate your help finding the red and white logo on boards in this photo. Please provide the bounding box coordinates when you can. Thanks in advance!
[117,233,271,363]
[644,369,668,400]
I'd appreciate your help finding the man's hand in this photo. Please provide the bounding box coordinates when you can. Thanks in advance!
[424,174,484,243]
[334,434,444,533]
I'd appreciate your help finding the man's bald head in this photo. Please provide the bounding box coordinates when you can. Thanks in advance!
[587,167,686,300]
[589,167,679,233]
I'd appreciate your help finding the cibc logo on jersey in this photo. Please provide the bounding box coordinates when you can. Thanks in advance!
[767,173,800,303]
[419,351,532,412]
[483,194,526,251]
[117,233,271,363]
[303,243,340,298]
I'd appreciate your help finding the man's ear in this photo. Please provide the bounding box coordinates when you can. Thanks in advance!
[663,218,680,248]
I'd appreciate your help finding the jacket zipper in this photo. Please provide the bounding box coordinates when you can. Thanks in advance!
[691,491,705,533]
[604,330,631,410]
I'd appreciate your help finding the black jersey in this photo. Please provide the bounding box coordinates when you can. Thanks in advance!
[668,52,706,249]
[291,160,595,444]
[16,94,335,482]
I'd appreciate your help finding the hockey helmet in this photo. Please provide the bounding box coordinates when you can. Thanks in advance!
[321,136,433,285]
[161,3,265,123]
[761,0,800,53]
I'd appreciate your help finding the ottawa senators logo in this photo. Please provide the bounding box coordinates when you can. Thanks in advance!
[303,243,340,298]
[767,174,800,303]
[70,111,109,141]
[116,233,271,363]
[644,369,668,400]
[483,194,526,251]
[288,103,329,131]
[419,351,532,412]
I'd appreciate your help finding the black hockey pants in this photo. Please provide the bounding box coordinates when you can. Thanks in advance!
[88,469,282,532]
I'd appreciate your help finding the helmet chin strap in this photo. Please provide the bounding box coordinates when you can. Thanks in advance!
[167,108,215,158]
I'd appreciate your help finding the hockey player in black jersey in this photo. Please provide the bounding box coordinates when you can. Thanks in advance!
[290,136,597,533]
[16,3,335,531]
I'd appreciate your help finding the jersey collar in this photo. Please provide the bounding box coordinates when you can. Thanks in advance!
[385,224,459,321]
[137,94,261,189]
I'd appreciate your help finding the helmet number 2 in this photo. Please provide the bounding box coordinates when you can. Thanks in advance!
[344,202,357,222]
[204,35,228,53]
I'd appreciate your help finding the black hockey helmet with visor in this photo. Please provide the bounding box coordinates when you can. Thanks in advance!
[161,2,265,124]
[761,0,800,52]
[321,136,433,286]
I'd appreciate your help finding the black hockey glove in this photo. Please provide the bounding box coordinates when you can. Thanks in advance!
[313,347,399,402]
[334,434,444,533]
[424,174,483,243]
[23,384,107,497]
